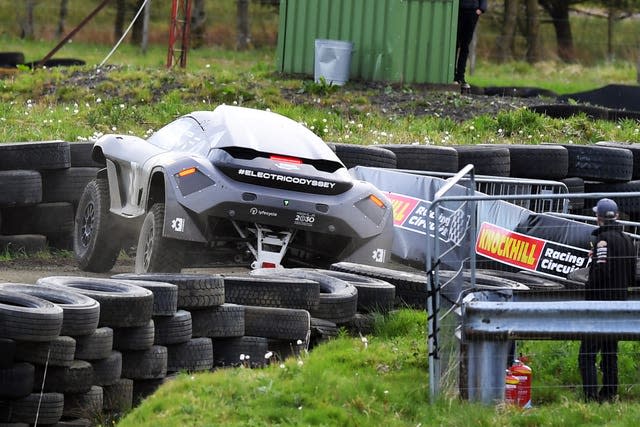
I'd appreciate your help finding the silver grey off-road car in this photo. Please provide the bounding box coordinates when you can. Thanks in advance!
[74,105,393,273]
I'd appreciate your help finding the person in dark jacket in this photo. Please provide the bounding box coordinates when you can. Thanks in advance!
[454,0,488,90]
[578,198,636,402]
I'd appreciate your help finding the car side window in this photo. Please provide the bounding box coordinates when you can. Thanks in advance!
[148,117,207,153]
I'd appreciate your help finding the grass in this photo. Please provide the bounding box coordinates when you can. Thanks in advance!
[117,310,640,427]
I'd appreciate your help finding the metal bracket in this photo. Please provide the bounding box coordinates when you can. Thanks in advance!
[232,221,293,269]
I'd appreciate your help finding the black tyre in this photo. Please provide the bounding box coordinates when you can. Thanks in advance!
[117,279,178,316]
[63,385,103,420]
[330,262,428,309]
[596,141,640,180]
[69,142,105,168]
[309,317,339,347]
[303,268,396,313]
[560,144,633,182]
[103,378,133,413]
[120,346,168,380]
[452,145,510,176]
[190,304,244,338]
[41,167,100,204]
[154,310,193,345]
[223,275,320,310]
[212,336,269,368]
[0,283,100,337]
[0,362,34,399]
[34,360,94,394]
[0,291,63,342]
[499,144,568,180]
[166,337,213,373]
[113,320,155,351]
[251,268,357,324]
[584,180,640,216]
[561,176,585,212]
[0,202,74,236]
[74,327,113,361]
[0,234,47,255]
[267,338,306,361]
[36,276,154,328]
[0,338,15,368]
[131,378,164,406]
[243,305,310,341]
[113,273,224,310]
[91,350,123,387]
[135,204,185,273]
[14,335,76,367]
[0,392,64,424]
[377,144,458,172]
[0,51,25,67]
[0,170,42,207]
[73,179,122,272]
[333,143,397,169]
[0,141,70,170]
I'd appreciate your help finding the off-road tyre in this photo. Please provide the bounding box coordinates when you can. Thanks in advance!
[62,386,103,420]
[166,337,213,373]
[377,144,458,172]
[302,268,396,313]
[113,273,224,309]
[14,336,76,367]
[0,291,63,342]
[500,144,569,180]
[333,143,397,169]
[120,346,168,380]
[153,310,193,345]
[0,170,42,207]
[0,141,70,170]
[41,167,100,204]
[596,141,640,179]
[0,234,47,255]
[0,362,34,399]
[584,180,640,217]
[73,179,122,272]
[73,327,113,361]
[561,176,585,212]
[116,279,178,316]
[212,336,269,368]
[452,145,511,177]
[0,338,15,368]
[33,360,94,394]
[0,392,64,425]
[560,144,633,182]
[190,304,244,338]
[0,283,99,337]
[69,142,105,168]
[91,350,123,387]
[102,378,133,413]
[0,202,74,236]
[223,275,319,310]
[243,305,310,341]
[36,276,154,328]
[135,204,185,273]
[112,320,155,351]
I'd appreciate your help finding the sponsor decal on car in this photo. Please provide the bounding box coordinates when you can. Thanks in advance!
[171,217,185,232]
[475,222,589,278]
[372,248,386,263]
[237,168,336,189]
[294,211,315,227]
[249,207,278,217]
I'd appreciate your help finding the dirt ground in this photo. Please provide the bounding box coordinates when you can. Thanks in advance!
[0,255,251,284]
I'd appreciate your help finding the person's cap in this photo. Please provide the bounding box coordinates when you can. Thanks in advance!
[593,198,618,218]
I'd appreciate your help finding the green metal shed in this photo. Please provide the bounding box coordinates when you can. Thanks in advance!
[276,0,459,84]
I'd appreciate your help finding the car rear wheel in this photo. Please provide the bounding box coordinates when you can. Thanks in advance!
[135,203,185,273]
[74,179,121,272]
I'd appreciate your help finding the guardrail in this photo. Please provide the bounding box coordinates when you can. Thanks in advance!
[462,300,640,404]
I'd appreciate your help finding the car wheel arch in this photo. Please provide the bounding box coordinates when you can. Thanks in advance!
[146,171,166,210]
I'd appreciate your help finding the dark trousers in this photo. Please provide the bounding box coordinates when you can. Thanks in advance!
[578,337,619,402]
[455,9,479,82]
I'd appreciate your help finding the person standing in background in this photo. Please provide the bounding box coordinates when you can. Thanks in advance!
[454,0,488,90]
[579,198,636,403]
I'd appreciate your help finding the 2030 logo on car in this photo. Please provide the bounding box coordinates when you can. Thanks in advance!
[294,211,316,227]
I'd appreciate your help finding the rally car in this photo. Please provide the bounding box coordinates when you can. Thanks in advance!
[74,105,394,273]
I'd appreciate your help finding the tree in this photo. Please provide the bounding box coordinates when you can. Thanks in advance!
[191,0,207,48]
[21,0,36,39]
[537,0,582,62]
[237,0,250,50]
[57,0,68,38]
[494,0,520,63]
[525,0,540,63]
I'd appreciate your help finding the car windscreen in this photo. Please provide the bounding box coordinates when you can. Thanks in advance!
[147,116,210,155]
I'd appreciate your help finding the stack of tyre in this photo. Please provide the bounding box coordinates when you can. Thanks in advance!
[333,141,640,218]
[0,141,101,254]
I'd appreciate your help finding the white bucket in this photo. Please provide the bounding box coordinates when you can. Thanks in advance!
[314,39,354,86]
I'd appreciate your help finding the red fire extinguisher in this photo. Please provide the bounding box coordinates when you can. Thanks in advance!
[504,369,519,405]
[510,357,532,408]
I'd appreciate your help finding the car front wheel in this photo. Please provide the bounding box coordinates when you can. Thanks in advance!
[74,178,121,272]
[135,203,184,273]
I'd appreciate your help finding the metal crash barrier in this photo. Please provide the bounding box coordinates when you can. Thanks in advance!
[462,300,640,404]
